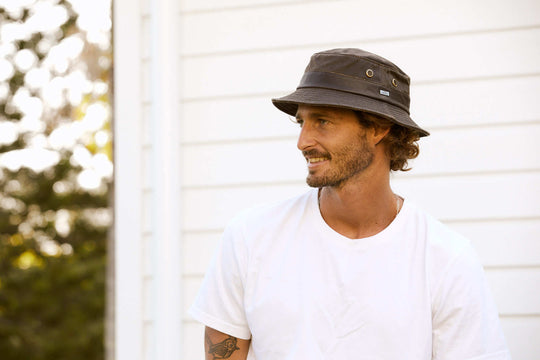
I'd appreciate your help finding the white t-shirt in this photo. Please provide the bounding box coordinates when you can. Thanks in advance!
[189,189,511,359]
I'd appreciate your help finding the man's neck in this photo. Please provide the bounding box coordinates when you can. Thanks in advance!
[318,167,398,239]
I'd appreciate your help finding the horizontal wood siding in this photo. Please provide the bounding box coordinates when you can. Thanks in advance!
[178,1,540,358]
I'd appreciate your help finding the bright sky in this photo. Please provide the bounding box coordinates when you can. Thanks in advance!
[0,0,112,190]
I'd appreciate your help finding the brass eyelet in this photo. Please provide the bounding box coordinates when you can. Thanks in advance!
[366,69,374,78]
[392,78,398,87]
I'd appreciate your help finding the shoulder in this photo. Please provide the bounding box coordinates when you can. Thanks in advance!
[405,201,472,261]
[403,202,482,292]
[405,203,492,316]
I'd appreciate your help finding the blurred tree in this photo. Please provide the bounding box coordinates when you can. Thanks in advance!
[0,1,112,359]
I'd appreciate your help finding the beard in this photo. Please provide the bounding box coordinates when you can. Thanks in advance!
[304,134,374,189]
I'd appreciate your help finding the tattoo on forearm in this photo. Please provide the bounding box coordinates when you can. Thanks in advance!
[205,332,240,359]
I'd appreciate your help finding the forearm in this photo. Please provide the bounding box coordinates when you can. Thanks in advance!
[204,326,250,360]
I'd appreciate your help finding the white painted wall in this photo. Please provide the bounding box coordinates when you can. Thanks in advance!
[113,1,143,359]
[114,0,181,359]
[115,0,540,359]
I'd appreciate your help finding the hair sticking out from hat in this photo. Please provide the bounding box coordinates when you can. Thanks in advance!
[355,111,420,172]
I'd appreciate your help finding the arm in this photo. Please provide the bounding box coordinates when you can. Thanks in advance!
[204,326,250,360]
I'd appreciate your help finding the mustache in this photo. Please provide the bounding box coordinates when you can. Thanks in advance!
[302,149,331,159]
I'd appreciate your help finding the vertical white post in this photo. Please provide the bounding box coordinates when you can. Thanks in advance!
[113,0,143,359]
[150,0,183,358]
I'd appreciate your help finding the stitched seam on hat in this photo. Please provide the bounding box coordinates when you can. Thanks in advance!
[318,53,408,77]
[317,53,410,87]
[312,70,378,83]
[308,70,410,96]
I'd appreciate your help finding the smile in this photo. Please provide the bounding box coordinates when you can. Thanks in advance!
[307,157,329,164]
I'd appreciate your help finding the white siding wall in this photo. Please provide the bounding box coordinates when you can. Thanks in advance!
[114,0,182,359]
[113,1,144,359]
[179,1,540,359]
[116,0,540,359]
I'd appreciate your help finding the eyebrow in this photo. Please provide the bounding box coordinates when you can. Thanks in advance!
[295,111,333,120]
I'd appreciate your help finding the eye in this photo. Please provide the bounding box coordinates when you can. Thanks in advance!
[318,118,329,125]
[294,118,304,127]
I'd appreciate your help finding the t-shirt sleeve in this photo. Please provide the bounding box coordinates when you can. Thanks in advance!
[188,219,252,340]
[431,243,511,360]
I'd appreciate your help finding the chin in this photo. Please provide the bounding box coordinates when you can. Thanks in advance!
[306,176,340,188]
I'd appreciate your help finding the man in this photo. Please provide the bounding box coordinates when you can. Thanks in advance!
[189,48,510,359]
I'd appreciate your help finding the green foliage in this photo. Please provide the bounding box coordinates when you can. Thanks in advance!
[0,165,109,360]
[0,228,106,360]
[0,1,112,359]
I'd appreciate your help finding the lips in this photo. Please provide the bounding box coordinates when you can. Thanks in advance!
[303,150,331,169]
[307,157,328,164]
[303,150,331,164]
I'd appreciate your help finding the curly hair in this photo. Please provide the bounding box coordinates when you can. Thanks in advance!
[355,111,421,171]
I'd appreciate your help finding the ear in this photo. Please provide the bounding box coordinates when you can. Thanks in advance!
[370,125,391,146]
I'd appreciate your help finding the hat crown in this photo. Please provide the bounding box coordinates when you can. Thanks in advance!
[305,48,410,95]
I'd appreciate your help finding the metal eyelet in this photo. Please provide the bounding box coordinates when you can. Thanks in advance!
[366,69,374,78]
[392,78,398,87]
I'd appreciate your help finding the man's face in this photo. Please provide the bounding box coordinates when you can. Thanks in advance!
[295,105,374,188]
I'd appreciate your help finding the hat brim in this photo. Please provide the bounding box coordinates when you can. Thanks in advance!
[272,87,429,137]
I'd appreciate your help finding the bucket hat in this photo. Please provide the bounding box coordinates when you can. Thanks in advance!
[272,48,429,137]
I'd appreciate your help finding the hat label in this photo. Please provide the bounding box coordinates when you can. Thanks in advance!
[380,89,390,96]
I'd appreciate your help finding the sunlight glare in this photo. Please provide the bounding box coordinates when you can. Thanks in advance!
[0,0,113,180]
[94,130,110,148]
[71,145,92,168]
[65,70,92,105]
[42,76,66,109]
[48,122,82,150]
[0,0,37,13]
[0,21,28,43]
[12,89,43,117]
[82,102,109,132]
[14,48,38,72]
[0,148,60,172]
[77,169,101,190]
[55,209,71,237]
[0,58,15,82]
[0,83,9,101]
[68,0,111,48]
[25,67,51,90]
[26,2,68,34]
[0,121,18,146]
[92,153,113,178]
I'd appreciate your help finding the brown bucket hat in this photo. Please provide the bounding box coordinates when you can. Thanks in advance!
[272,48,429,137]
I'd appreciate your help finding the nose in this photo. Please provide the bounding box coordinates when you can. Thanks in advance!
[297,122,316,151]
